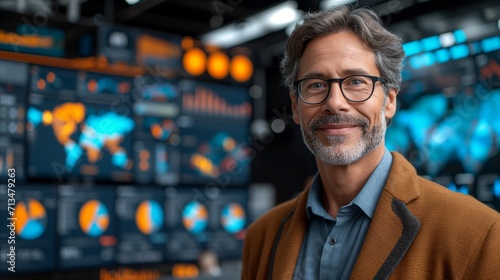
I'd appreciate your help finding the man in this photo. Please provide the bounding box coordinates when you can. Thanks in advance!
[242,5,500,280]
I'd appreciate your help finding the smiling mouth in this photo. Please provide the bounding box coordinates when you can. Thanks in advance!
[317,124,358,135]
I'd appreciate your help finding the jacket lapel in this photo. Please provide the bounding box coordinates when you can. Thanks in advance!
[351,192,421,279]
[268,153,421,279]
[270,187,310,280]
[351,152,422,279]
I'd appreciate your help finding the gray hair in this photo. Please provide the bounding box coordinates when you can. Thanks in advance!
[280,5,405,94]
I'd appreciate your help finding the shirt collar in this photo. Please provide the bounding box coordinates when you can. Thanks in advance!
[306,148,393,220]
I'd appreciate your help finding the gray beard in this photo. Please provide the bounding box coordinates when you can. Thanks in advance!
[300,110,386,165]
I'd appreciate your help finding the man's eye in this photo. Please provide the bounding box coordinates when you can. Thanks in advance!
[345,77,368,86]
[311,83,325,88]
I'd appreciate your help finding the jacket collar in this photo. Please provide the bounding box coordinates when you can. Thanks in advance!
[270,185,309,279]
[350,152,421,279]
[268,152,421,279]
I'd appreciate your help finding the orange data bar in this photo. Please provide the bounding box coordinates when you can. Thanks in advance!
[0,51,145,77]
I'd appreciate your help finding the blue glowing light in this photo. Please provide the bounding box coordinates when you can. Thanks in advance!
[421,36,441,51]
[435,49,450,63]
[408,53,436,69]
[112,150,128,168]
[403,41,421,56]
[421,52,435,67]
[481,36,500,53]
[493,177,500,198]
[450,44,469,60]
[409,56,422,69]
[27,107,43,128]
[469,120,493,161]
[447,183,469,194]
[453,30,467,44]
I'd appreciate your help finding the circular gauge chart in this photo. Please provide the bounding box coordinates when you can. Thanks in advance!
[182,201,208,234]
[14,199,47,240]
[79,199,109,237]
[136,200,164,235]
[150,119,176,141]
[220,203,246,234]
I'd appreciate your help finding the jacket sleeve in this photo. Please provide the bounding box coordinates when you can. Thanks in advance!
[241,228,253,280]
[462,219,500,279]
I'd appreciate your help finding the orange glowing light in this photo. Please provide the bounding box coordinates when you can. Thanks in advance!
[150,124,163,139]
[42,111,53,125]
[183,48,206,76]
[139,149,150,159]
[191,154,217,177]
[207,51,229,79]
[87,79,97,93]
[46,71,55,83]
[223,137,236,152]
[230,54,253,82]
[37,79,46,90]
[139,161,149,171]
[117,82,130,94]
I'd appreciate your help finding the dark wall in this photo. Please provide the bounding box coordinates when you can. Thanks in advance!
[251,56,317,205]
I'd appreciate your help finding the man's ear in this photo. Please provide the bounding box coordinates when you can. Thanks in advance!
[290,92,300,124]
[384,88,398,120]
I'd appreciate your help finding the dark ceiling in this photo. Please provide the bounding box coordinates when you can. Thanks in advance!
[75,0,488,39]
[0,0,497,55]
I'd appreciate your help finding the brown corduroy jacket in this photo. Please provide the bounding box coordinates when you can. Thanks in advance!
[242,152,500,280]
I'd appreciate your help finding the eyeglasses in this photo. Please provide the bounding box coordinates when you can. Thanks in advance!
[293,75,387,104]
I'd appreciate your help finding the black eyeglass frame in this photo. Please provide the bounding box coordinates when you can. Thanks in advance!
[293,74,387,104]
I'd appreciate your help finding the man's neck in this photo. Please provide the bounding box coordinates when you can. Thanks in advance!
[316,145,386,218]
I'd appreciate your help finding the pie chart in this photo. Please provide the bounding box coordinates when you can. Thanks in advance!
[136,200,164,235]
[79,199,109,237]
[182,201,208,234]
[221,203,246,234]
[14,199,47,240]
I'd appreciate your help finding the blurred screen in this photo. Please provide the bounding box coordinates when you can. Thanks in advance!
[0,184,57,273]
[164,186,209,261]
[27,98,134,182]
[57,185,116,269]
[387,34,500,210]
[178,80,252,186]
[0,60,28,181]
[206,188,248,259]
[115,185,167,265]
[133,75,181,185]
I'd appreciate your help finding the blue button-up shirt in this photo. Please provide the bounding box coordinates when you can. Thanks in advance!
[293,149,393,280]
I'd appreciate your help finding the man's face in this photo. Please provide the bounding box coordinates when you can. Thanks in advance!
[290,31,397,165]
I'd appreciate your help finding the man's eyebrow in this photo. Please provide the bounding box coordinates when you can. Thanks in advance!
[341,68,371,76]
[299,72,326,79]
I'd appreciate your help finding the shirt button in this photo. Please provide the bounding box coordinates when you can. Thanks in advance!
[329,238,336,245]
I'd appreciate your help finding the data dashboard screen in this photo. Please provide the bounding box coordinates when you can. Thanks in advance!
[206,188,248,259]
[115,185,167,264]
[133,75,181,185]
[27,97,135,182]
[178,80,252,186]
[164,186,209,261]
[0,184,57,273]
[386,37,500,207]
[0,60,28,181]
[57,185,116,269]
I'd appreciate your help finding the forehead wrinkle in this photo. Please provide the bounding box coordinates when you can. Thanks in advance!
[298,34,379,79]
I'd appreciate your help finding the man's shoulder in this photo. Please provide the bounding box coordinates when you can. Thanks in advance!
[414,175,499,224]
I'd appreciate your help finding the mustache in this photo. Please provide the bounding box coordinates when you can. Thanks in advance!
[309,114,369,133]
